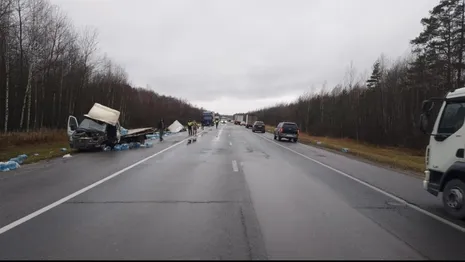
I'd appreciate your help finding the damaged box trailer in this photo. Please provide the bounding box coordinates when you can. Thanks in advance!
[67,103,155,151]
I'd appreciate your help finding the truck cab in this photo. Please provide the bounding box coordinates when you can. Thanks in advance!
[420,87,465,219]
[67,103,122,150]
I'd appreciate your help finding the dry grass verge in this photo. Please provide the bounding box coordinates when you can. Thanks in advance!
[0,129,71,164]
[265,125,424,174]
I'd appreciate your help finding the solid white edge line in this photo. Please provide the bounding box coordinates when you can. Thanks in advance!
[232,160,239,172]
[0,132,204,235]
[255,133,465,234]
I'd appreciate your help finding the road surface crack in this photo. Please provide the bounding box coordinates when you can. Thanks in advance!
[239,206,253,260]
[66,200,246,204]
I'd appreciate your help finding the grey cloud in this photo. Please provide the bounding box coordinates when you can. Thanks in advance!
[51,0,439,113]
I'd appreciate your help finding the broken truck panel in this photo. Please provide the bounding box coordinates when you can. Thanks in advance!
[124,127,155,137]
[168,120,184,133]
[84,103,120,126]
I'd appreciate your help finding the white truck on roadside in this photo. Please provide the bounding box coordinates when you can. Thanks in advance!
[420,87,465,219]
[67,103,155,151]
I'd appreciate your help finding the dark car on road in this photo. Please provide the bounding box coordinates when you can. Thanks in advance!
[274,122,299,142]
[252,121,266,133]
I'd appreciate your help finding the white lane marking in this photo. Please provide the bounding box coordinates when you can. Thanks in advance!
[232,160,239,172]
[213,127,223,141]
[0,133,204,235]
[256,134,465,234]
[229,142,232,146]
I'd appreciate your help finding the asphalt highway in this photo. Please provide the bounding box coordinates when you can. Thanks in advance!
[1,123,465,259]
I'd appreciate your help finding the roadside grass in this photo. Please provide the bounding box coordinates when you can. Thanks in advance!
[265,125,425,174]
[0,129,73,164]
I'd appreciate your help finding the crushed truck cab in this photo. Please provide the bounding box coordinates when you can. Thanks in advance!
[420,87,465,219]
[67,103,154,151]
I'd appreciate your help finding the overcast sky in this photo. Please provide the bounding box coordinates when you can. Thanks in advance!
[50,0,439,115]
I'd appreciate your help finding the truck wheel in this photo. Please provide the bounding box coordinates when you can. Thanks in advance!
[442,179,465,220]
[278,136,282,141]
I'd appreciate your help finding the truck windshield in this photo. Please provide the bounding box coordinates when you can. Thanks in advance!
[438,102,465,135]
[78,118,107,132]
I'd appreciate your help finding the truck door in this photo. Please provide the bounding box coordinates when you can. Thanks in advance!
[67,116,78,142]
[428,100,465,173]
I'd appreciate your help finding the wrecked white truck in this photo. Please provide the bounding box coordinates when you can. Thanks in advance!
[67,103,155,151]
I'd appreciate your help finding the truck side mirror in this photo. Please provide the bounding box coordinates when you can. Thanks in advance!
[419,113,429,134]
[422,100,434,113]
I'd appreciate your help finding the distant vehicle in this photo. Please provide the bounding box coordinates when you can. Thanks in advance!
[234,114,244,125]
[245,114,258,128]
[221,120,226,124]
[240,121,246,126]
[202,111,214,126]
[252,121,265,133]
[273,122,299,142]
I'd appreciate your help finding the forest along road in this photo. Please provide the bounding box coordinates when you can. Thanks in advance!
[0,124,465,259]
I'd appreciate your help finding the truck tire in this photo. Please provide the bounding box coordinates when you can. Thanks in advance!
[442,178,465,220]
[278,136,282,141]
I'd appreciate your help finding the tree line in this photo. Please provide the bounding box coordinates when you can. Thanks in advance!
[0,0,203,132]
[249,0,463,150]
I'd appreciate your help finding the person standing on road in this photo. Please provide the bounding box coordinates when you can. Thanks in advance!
[215,119,219,129]
[158,118,165,142]
[187,120,193,136]
[193,120,198,136]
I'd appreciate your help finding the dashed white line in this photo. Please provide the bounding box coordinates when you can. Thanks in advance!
[229,142,232,146]
[0,133,204,235]
[255,133,465,234]
[232,160,239,172]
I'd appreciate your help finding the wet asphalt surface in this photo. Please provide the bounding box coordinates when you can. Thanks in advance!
[1,124,465,259]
